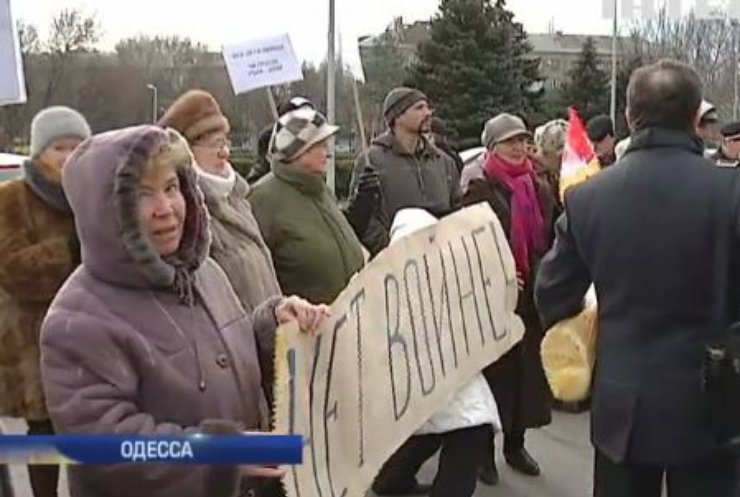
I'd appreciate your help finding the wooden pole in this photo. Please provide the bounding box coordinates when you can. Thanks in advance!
[610,0,618,126]
[351,76,368,157]
[265,87,279,120]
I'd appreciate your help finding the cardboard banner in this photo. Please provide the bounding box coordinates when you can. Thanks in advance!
[273,203,526,497]
[222,33,303,95]
[0,0,26,106]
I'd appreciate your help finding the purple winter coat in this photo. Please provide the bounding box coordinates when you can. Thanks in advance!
[40,126,281,497]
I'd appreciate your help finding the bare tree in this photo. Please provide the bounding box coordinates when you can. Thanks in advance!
[47,9,99,54]
[41,9,100,107]
[358,17,414,136]
[17,21,41,55]
[627,8,737,119]
[116,36,212,98]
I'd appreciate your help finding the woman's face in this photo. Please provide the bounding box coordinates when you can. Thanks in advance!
[191,132,231,177]
[494,134,529,165]
[540,150,563,171]
[38,137,84,172]
[137,168,186,257]
[296,139,329,174]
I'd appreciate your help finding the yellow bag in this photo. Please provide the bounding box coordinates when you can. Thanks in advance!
[540,306,598,402]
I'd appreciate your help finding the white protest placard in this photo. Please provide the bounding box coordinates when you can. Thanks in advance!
[274,203,525,497]
[0,0,26,106]
[222,34,303,95]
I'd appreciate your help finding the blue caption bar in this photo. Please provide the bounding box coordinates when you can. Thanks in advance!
[0,434,302,465]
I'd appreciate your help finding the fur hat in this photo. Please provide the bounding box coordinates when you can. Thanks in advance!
[30,106,91,157]
[383,87,428,125]
[270,107,338,162]
[158,90,230,143]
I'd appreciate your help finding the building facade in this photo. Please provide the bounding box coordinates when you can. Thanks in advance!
[358,20,633,93]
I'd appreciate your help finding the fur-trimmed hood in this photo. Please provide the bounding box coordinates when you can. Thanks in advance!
[62,125,210,292]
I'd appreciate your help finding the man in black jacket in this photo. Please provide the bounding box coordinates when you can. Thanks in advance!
[535,59,740,497]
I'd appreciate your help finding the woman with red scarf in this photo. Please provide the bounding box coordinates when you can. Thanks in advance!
[461,113,556,486]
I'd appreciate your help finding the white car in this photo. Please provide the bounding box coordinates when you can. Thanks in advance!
[459,147,485,166]
[0,153,25,182]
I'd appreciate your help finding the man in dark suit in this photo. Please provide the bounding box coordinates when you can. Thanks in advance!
[535,59,740,497]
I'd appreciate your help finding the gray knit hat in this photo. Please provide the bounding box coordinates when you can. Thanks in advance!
[270,106,338,162]
[383,87,428,124]
[30,106,91,157]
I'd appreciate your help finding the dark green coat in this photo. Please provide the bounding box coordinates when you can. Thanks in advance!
[249,161,365,305]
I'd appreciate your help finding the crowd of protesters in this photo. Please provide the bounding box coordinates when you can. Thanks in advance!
[0,57,739,497]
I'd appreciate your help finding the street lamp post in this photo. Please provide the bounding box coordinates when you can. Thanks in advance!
[146,84,158,123]
[610,0,618,127]
[733,20,739,120]
[326,0,336,193]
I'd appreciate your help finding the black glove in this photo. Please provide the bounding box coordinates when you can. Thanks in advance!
[345,166,381,238]
[355,167,381,198]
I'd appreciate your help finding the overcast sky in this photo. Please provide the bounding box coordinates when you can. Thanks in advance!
[17,0,718,72]
[15,0,619,64]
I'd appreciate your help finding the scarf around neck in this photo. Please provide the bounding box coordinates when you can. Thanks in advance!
[23,159,71,212]
[194,162,236,200]
[484,152,546,281]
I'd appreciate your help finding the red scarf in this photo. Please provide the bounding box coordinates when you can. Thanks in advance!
[484,152,546,281]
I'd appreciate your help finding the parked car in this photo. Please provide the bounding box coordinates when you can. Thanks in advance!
[0,153,24,182]
[460,147,485,166]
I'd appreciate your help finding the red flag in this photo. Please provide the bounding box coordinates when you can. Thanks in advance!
[560,107,601,200]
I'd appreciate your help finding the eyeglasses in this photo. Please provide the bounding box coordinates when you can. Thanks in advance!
[194,137,231,150]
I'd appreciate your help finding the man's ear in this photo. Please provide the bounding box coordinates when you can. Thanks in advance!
[625,107,634,132]
[692,108,703,134]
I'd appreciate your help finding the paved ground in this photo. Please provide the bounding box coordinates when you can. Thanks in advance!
[2,412,595,497]
[384,411,595,497]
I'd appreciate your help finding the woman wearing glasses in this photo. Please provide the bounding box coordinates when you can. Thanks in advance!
[158,91,282,403]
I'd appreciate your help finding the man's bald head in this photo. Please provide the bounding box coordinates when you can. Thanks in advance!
[626,59,702,132]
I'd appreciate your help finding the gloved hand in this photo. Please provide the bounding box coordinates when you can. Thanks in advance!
[345,166,382,238]
[355,167,381,199]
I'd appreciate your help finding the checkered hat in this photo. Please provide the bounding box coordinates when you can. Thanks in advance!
[270,107,338,162]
